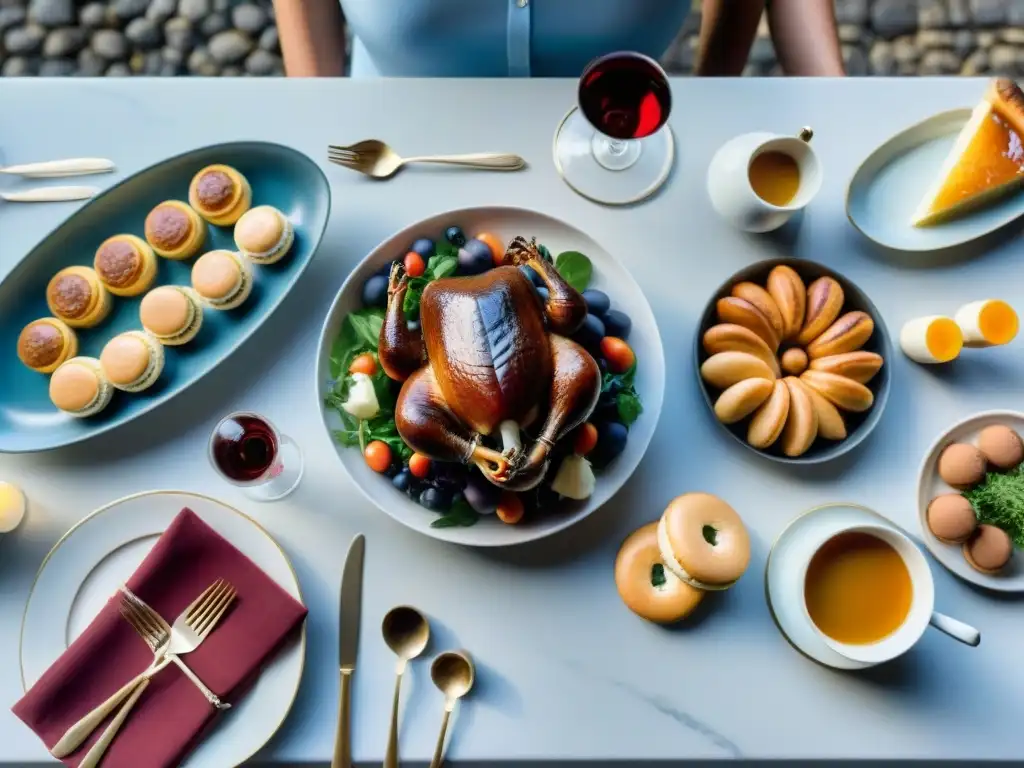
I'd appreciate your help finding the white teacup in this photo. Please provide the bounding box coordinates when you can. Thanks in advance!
[800,522,979,665]
[707,127,822,233]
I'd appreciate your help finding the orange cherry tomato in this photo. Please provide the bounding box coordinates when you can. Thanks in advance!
[573,422,599,456]
[403,251,426,278]
[475,232,505,266]
[496,492,525,524]
[348,353,378,376]
[408,452,432,479]
[600,337,636,374]
[364,440,392,473]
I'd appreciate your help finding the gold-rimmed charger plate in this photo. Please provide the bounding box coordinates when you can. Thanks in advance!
[19,490,305,767]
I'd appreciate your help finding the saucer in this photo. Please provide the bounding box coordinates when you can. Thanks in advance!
[764,502,903,671]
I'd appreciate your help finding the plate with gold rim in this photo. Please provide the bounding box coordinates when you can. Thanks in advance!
[20,490,305,768]
[916,410,1024,592]
[846,108,1024,252]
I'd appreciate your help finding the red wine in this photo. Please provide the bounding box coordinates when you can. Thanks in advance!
[212,414,278,482]
[578,52,671,140]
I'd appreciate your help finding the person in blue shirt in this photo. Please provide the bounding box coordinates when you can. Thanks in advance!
[272,0,846,79]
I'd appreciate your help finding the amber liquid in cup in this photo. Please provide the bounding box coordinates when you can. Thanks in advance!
[748,151,801,207]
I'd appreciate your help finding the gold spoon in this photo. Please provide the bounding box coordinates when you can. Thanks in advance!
[428,650,476,768]
[382,606,430,768]
[327,140,525,179]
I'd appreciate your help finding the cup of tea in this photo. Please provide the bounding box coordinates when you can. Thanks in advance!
[706,127,822,233]
[801,522,979,665]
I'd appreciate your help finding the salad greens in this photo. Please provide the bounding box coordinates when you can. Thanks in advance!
[602,363,642,427]
[554,250,592,293]
[403,247,460,316]
[430,498,479,528]
[963,464,1024,547]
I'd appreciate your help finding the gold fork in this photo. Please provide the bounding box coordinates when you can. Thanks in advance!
[327,139,526,179]
[53,580,237,764]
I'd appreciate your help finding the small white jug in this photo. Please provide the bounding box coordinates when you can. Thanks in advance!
[707,127,822,233]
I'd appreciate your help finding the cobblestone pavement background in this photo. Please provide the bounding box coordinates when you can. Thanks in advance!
[0,0,1022,78]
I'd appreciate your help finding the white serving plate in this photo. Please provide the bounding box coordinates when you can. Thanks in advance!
[846,108,1024,252]
[20,491,305,767]
[315,206,666,547]
[916,410,1024,592]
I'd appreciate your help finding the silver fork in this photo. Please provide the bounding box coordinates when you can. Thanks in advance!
[52,580,237,764]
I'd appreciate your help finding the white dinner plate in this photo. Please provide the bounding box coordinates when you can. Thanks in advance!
[846,108,1024,252]
[316,206,666,547]
[916,410,1024,592]
[20,490,305,767]
[765,503,906,671]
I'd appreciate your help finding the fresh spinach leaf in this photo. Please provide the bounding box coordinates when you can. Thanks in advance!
[555,250,592,292]
[617,391,643,427]
[402,276,429,315]
[430,499,479,528]
[330,307,385,378]
[428,254,458,280]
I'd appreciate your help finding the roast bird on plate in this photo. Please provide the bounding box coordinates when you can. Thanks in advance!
[379,236,601,491]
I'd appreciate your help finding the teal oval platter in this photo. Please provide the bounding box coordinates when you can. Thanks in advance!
[0,141,331,453]
[846,108,1024,252]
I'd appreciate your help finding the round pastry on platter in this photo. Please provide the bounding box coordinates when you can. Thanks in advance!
[188,164,252,226]
[191,249,253,310]
[233,205,294,265]
[49,356,113,417]
[963,524,1013,574]
[99,331,165,393]
[926,494,977,544]
[93,234,158,296]
[657,493,750,591]
[46,266,112,329]
[17,318,78,374]
[139,285,204,346]
[144,200,207,259]
[977,424,1024,470]
[615,521,704,624]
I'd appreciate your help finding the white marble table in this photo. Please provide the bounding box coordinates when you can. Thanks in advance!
[1,77,1023,765]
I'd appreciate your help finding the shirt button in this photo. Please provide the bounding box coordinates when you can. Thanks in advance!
[517,0,527,6]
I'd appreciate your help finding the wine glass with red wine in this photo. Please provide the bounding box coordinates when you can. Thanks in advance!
[553,51,674,205]
[208,411,304,502]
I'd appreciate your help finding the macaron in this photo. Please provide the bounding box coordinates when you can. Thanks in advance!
[140,285,204,345]
[926,493,977,544]
[17,318,78,374]
[233,205,294,265]
[99,331,165,393]
[191,249,253,310]
[962,524,1013,574]
[93,234,158,297]
[46,266,112,329]
[977,425,1024,470]
[144,200,207,260]
[657,493,751,591]
[188,164,252,226]
[49,356,113,417]
[938,443,987,489]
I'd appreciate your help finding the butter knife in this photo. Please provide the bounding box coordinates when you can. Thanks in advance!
[332,534,365,768]
[0,158,115,178]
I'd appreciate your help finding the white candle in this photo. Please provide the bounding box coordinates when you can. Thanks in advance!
[0,482,26,533]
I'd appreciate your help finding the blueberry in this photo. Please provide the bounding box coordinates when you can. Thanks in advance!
[593,398,620,424]
[598,358,609,374]
[435,461,469,489]
[519,264,543,286]
[463,473,499,514]
[445,226,466,247]
[535,286,550,304]
[411,238,434,258]
[458,239,493,274]
[361,274,389,308]
[593,421,628,466]
[392,470,413,493]
[574,313,606,351]
[603,309,632,340]
[581,289,611,317]
[420,487,451,511]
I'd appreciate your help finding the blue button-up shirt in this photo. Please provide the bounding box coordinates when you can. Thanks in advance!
[341,0,691,77]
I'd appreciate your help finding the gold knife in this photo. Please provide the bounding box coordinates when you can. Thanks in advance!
[332,534,365,768]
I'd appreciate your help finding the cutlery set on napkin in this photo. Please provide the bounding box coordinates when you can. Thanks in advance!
[0,157,114,203]
[12,508,308,767]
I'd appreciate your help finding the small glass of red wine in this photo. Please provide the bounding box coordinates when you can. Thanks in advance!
[208,411,304,502]
[553,51,674,205]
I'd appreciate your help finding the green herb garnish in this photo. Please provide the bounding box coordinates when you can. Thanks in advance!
[430,498,479,528]
[403,246,459,315]
[329,307,385,379]
[963,464,1024,547]
[601,363,643,427]
[650,562,667,587]
[555,250,592,292]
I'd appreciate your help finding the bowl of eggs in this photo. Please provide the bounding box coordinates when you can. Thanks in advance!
[694,258,892,464]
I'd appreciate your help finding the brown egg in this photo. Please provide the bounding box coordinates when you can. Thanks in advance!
[926,494,977,543]
[938,443,987,489]
[977,425,1024,470]
[962,524,1013,574]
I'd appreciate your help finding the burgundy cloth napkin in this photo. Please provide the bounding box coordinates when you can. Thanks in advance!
[12,507,308,768]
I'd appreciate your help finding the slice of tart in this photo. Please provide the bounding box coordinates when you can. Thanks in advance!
[911,78,1024,227]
